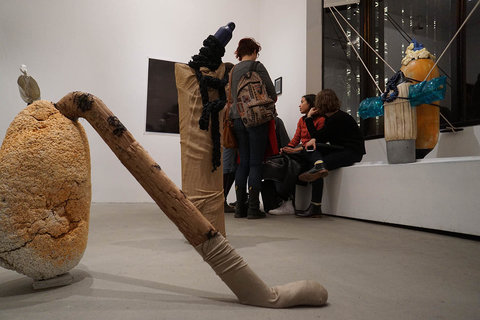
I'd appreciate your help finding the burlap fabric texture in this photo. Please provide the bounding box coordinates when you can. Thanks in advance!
[175,63,226,236]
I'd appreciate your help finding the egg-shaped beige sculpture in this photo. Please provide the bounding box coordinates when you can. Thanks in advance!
[0,100,91,280]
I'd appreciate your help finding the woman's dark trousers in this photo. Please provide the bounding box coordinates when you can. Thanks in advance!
[233,119,269,217]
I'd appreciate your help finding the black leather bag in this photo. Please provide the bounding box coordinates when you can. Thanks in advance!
[262,154,288,182]
[262,154,302,199]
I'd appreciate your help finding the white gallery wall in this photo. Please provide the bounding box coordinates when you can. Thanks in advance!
[257,0,308,136]
[0,0,308,202]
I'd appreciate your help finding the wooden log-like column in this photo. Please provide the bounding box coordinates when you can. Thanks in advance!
[55,91,216,246]
[384,82,416,142]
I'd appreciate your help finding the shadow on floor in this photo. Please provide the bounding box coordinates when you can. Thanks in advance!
[0,266,237,311]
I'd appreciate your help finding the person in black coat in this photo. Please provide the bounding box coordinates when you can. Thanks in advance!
[297,89,366,217]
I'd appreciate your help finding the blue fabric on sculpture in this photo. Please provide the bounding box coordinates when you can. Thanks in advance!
[359,96,384,119]
[408,76,447,107]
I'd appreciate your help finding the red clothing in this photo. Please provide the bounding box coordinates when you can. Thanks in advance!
[265,119,279,157]
[288,116,325,147]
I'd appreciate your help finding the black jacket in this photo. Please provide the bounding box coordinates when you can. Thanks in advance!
[306,110,366,155]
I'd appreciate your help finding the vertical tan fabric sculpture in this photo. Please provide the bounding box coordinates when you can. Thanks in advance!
[53,91,327,308]
[176,63,226,236]
[174,23,236,237]
[0,100,91,281]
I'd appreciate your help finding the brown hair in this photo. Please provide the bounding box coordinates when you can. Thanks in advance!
[235,38,261,60]
[315,89,341,115]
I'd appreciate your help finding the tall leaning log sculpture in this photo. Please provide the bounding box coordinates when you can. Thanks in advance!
[55,91,328,308]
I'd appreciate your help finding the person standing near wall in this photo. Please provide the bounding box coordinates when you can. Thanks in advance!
[223,62,237,213]
[299,89,366,217]
[229,38,277,219]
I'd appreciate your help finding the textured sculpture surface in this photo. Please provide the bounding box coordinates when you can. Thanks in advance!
[0,100,91,280]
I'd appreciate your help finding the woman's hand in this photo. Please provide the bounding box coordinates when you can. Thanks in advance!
[307,107,319,118]
[281,146,303,154]
[304,138,317,151]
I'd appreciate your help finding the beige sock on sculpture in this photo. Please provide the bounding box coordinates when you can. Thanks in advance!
[195,234,328,308]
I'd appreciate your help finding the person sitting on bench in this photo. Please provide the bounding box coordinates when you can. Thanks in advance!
[280,94,326,214]
[297,89,366,217]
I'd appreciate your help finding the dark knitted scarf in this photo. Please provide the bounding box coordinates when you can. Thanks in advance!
[188,35,228,172]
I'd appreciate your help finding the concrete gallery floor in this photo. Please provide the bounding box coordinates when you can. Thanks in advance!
[0,203,479,320]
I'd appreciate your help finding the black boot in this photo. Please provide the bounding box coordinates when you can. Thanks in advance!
[247,187,266,219]
[295,203,322,218]
[223,172,236,213]
[223,172,235,198]
[234,185,248,218]
[224,200,235,213]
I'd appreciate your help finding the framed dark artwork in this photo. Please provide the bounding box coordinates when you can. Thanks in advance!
[146,58,179,133]
[274,77,282,95]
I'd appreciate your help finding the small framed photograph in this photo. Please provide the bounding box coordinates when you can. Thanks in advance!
[274,77,282,95]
